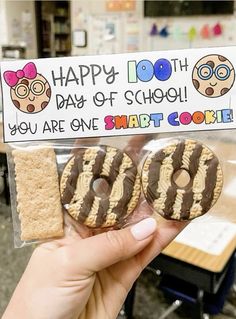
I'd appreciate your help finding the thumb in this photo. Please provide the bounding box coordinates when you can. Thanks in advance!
[72,217,157,273]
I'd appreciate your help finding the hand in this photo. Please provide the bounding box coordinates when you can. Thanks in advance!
[3,217,185,319]
[3,136,187,319]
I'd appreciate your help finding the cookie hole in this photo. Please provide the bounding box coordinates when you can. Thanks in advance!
[93,178,111,199]
[173,169,191,188]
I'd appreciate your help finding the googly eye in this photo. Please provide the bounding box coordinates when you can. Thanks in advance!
[197,64,213,80]
[31,80,45,95]
[15,84,29,99]
[215,64,231,81]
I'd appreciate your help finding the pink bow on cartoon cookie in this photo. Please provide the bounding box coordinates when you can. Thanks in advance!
[3,62,37,87]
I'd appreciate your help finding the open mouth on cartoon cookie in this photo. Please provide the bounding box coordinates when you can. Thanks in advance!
[29,96,36,101]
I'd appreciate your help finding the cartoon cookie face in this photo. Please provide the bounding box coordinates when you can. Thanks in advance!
[192,54,235,98]
[3,62,51,114]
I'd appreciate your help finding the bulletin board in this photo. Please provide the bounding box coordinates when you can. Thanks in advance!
[88,15,122,54]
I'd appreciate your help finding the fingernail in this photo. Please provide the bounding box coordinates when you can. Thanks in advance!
[131,218,157,241]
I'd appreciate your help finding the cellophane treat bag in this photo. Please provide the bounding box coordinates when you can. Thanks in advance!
[1,47,236,247]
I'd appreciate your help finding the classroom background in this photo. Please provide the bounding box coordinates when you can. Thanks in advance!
[0,1,235,318]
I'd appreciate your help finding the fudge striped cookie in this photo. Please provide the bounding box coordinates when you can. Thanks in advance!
[60,146,141,228]
[141,139,223,221]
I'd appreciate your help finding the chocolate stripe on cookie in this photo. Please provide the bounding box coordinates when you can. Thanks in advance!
[68,148,99,222]
[200,157,218,213]
[105,157,134,225]
[163,140,185,218]
[127,174,141,214]
[95,149,124,226]
[180,142,203,219]
[84,196,101,227]
[82,146,108,227]
[101,147,118,177]
[61,149,85,204]
[95,198,110,227]
[77,148,106,223]
[83,147,124,227]
[108,150,124,183]
[112,165,137,221]
[151,143,178,214]
[101,154,134,226]
[92,146,107,177]
[78,191,95,224]
[146,150,166,204]
[172,140,186,170]
[189,147,212,219]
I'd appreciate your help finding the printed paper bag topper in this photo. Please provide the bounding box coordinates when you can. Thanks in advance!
[3,62,51,114]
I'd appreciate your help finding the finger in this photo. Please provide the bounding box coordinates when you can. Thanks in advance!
[102,218,187,292]
[124,199,153,226]
[68,217,157,274]
[38,213,93,251]
[137,218,188,268]
[64,212,93,239]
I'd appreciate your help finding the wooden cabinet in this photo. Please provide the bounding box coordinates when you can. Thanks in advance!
[35,1,71,58]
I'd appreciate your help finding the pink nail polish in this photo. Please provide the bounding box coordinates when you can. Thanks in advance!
[131,218,157,241]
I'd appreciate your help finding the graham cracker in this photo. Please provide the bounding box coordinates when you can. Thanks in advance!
[13,147,64,241]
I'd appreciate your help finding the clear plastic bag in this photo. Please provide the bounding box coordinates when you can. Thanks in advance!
[7,130,236,247]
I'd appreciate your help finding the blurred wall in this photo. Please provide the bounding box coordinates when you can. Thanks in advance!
[70,0,143,55]
[1,0,37,59]
[70,0,236,56]
[0,1,8,59]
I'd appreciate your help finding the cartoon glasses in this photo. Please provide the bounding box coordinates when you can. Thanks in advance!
[197,63,233,81]
[13,80,46,99]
